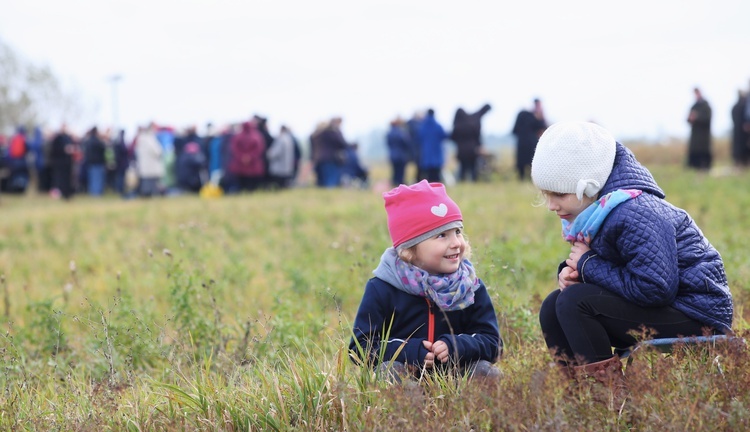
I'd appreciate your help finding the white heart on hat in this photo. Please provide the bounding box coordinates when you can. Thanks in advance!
[431,203,448,217]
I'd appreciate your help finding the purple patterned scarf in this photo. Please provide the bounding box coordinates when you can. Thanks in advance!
[394,258,480,311]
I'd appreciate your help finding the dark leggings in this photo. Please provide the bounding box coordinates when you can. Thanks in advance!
[539,283,715,364]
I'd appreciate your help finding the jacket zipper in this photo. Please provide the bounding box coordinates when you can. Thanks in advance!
[425,297,435,343]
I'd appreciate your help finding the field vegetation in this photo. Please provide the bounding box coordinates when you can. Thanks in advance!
[0,140,749,430]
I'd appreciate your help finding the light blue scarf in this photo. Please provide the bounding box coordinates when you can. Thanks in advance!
[562,189,642,243]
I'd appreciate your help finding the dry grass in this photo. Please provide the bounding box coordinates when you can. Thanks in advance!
[0,137,748,430]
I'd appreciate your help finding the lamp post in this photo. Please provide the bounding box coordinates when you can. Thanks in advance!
[108,74,122,132]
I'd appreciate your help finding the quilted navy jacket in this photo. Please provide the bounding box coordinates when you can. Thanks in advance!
[572,143,733,332]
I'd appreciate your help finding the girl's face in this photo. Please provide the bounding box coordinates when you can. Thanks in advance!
[413,227,466,275]
[543,191,597,222]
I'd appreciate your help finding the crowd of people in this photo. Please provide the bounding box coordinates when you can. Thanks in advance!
[2,82,750,199]
[0,115,371,199]
[386,103,504,187]
[0,102,501,200]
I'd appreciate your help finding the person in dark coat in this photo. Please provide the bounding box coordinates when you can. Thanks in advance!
[112,129,130,196]
[532,121,733,381]
[308,121,328,187]
[176,141,207,193]
[686,87,713,170]
[29,126,49,192]
[211,124,234,190]
[342,143,368,188]
[417,109,447,183]
[450,103,492,182]
[386,117,412,186]
[254,115,275,189]
[405,112,424,183]
[731,90,749,168]
[315,117,350,188]
[512,98,547,181]
[173,125,201,160]
[349,180,502,382]
[49,124,76,200]
[82,126,107,196]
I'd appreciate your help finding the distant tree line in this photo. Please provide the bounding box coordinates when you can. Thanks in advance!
[0,38,79,136]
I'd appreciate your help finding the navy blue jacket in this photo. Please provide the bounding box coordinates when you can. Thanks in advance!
[417,114,447,170]
[571,143,733,332]
[349,277,502,367]
[386,125,412,164]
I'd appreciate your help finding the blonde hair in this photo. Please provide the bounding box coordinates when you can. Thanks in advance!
[534,189,599,208]
[397,234,473,265]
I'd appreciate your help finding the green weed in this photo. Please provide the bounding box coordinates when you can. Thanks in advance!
[0,142,748,430]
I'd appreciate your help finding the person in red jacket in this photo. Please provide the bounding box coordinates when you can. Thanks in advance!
[349,180,502,383]
[226,120,266,193]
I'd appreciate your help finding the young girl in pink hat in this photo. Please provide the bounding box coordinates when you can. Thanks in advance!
[349,180,502,382]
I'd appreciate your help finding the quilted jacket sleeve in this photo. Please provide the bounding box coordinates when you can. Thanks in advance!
[577,208,680,307]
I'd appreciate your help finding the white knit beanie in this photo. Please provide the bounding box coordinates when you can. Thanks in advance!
[531,121,616,200]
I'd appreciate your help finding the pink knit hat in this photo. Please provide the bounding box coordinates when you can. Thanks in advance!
[384,180,463,250]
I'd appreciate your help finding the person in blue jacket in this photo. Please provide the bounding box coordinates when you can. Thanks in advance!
[417,109,447,183]
[532,121,733,381]
[349,180,502,383]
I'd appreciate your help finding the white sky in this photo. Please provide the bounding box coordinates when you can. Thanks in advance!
[1,0,749,144]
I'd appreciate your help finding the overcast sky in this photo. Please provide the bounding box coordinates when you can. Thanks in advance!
[1,0,749,144]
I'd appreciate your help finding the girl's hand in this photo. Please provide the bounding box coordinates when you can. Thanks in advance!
[431,340,449,363]
[565,241,591,270]
[422,340,435,368]
[558,266,579,290]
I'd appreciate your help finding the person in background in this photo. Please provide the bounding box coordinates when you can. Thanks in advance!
[29,126,48,193]
[2,125,29,193]
[201,122,216,167]
[686,87,712,171]
[82,126,107,196]
[255,115,275,189]
[155,125,177,193]
[342,142,369,188]
[512,98,547,181]
[290,127,302,184]
[176,141,207,193]
[208,124,232,186]
[349,180,502,383]
[406,111,424,183]
[266,125,297,189]
[173,125,201,161]
[134,122,165,197]
[49,123,76,200]
[417,109,447,183]
[227,120,266,193]
[316,117,350,188]
[309,121,329,187]
[386,117,412,186]
[450,103,492,182]
[111,129,130,196]
[731,89,749,169]
[532,121,732,386]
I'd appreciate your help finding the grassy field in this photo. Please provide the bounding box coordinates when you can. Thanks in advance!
[1,142,750,430]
